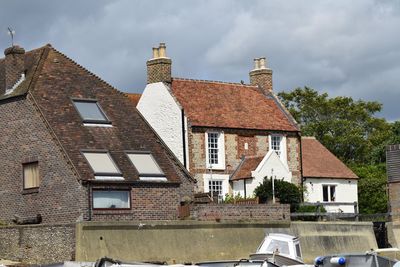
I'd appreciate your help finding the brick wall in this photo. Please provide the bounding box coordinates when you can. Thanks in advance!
[287,135,302,186]
[0,96,87,224]
[146,58,172,84]
[389,182,400,222]
[188,127,301,191]
[0,223,75,264]
[90,182,193,221]
[190,203,290,221]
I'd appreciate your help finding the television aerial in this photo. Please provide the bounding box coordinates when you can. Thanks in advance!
[7,27,15,46]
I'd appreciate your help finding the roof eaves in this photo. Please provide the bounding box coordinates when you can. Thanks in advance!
[229,156,246,181]
[268,91,300,131]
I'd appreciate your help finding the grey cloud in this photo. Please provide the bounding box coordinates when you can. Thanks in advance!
[0,0,399,120]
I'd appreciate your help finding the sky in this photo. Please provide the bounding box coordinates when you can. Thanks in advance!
[0,0,399,120]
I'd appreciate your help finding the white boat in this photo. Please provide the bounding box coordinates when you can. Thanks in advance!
[248,233,304,266]
[310,252,399,267]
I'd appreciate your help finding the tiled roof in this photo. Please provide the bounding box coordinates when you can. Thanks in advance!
[230,156,264,181]
[0,45,194,183]
[126,93,142,106]
[170,78,299,131]
[301,137,358,179]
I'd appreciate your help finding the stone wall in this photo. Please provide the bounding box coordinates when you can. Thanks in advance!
[0,223,75,264]
[190,203,290,222]
[388,183,400,222]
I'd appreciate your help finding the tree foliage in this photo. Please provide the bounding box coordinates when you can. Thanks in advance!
[350,164,388,214]
[278,87,400,164]
[278,87,399,214]
[254,177,302,211]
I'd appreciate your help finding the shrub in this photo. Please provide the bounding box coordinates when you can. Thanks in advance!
[254,177,302,212]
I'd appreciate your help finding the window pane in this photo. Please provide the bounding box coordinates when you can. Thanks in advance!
[330,186,336,202]
[323,185,329,202]
[83,152,120,174]
[93,191,130,209]
[127,154,163,175]
[208,132,219,165]
[74,101,108,121]
[271,135,282,156]
[24,162,39,189]
[208,180,223,196]
[266,239,290,255]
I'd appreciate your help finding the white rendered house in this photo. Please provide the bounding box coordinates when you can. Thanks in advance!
[301,137,359,213]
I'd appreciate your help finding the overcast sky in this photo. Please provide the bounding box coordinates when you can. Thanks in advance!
[1,0,399,120]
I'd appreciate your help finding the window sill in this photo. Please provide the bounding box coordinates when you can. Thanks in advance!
[83,123,113,128]
[22,188,39,195]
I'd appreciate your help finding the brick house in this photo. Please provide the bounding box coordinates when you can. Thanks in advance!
[0,44,194,224]
[137,43,302,199]
[387,144,400,220]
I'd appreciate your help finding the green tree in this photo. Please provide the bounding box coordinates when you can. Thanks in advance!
[254,177,302,211]
[350,164,388,214]
[278,87,394,164]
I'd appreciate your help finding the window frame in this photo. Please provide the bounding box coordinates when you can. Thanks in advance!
[205,131,225,170]
[322,184,337,202]
[92,189,131,210]
[125,151,166,181]
[22,161,40,190]
[269,134,287,163]
[208,180,223,197]
[71,98,111,125]
[81,150,123,179]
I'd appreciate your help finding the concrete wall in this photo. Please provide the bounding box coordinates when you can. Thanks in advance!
[0,223,75,264]
[304,178,358,213]
[137,82,184,164]
[265,221,377,263]
[387,222,400,248]
[75,221,377,264]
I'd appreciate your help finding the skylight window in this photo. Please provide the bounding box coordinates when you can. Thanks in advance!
[82,151,123,180]
[126,153,166,181]
[73,99,110,124]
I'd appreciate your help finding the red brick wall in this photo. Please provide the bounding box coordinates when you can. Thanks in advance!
[190,203,290,221]
[0,96,87,224]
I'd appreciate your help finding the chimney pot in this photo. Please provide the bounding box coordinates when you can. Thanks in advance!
[259,57,266,69]
[249,56,273,93]
[146,43,172,84]
[159,43,167,58]
[152,47,159,59]
[254,58,260,70]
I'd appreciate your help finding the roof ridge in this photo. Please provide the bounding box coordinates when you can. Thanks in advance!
[172,77,257,87]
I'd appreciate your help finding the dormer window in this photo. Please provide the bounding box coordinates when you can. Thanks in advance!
[82,151,123,180]
[126,152,166,181]
[73,99,111,125]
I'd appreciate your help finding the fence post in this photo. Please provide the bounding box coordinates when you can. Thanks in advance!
[354,202,359,221]
[317,201,322,221]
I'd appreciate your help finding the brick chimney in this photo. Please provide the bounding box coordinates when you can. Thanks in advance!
[249,57,273,93]
[146,43,172,84]
[2,45,25,94]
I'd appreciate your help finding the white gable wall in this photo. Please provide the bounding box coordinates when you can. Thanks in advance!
[232,151,292,197]
[304,178,358,213]
[137,82,185,164]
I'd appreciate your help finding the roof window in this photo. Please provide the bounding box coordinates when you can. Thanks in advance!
[73,99,111,125]
[82,151,123,180]
[126,152,166,181]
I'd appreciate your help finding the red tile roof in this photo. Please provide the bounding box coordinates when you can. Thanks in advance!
[230,156,264,181]
[126,93,142,106]
[301,137,358,179]
[170,78,299,131]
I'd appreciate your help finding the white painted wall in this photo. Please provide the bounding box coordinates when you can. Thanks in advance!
[137,82,184,164]
[304,178,358,213]
[232,151,292,197]
[203,174,230,199]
